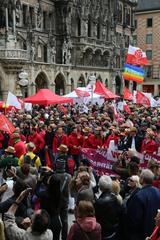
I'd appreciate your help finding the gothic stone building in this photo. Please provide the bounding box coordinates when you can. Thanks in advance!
[0,0,137,99]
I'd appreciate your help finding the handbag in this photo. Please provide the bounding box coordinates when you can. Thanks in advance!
[76,222,90,240]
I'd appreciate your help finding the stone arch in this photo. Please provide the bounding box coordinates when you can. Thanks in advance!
[83,48,93,66]
[105,78,108,87]
[35,71,49,92]
[54,72,66,95]
[102,50,110,67]
[77,74,85,87]
[94,49,102,66]
[115,75,122,95]
[97,74,102,82]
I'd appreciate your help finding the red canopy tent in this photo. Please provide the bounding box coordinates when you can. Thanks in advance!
[123,87,133,101]
[25,89,73,105]
[94,80,119,99]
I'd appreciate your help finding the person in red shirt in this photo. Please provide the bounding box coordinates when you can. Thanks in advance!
[12,132,26,158]
[68,126,83,169]
[89,127,103,149]
[82,127,94,148]
[103,128,120,149]
[141,131,157,154]
[52,127,68,158]
[28,127,45,155]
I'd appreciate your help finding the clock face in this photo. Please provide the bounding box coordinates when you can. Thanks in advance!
[19,72,28,79]
[19,79,29,87]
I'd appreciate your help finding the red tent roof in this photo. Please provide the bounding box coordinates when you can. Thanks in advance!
[123,87,133,101]
[94,81,119,99]
[25,89,73,105]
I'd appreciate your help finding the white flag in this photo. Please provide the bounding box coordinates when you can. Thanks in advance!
[6,92,22,110]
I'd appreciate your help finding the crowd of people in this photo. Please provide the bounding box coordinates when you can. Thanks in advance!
[0,101,159,240]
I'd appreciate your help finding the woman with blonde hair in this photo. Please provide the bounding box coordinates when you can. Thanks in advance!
[124,175,141,206]
[112,180,123,205]
[67,200,101,240]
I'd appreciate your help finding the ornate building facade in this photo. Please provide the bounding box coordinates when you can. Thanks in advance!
[0,0,137,99]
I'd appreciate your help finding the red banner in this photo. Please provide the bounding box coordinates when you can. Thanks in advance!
[81,148,160,175]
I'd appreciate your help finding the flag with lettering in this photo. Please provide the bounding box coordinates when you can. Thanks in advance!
[0,114,15,134]
[126,45,148,65]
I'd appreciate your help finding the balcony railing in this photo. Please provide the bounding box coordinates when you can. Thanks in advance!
[0,49,29,61]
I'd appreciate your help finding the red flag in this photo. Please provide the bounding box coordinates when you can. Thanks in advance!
[123,87,133,101]
[94,81,119,99]
[126,45,148,66]
[124,104,131,114]
[136,90,150,106]
[18,97,25,109]
[75,89,90,97]
[0,114,15,134]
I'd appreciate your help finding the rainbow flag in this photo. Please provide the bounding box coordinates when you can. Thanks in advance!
[123,64,144,84]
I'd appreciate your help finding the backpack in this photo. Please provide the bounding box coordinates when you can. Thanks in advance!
[23,154,38,167]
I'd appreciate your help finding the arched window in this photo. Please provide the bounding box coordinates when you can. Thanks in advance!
[35,72,48,92]
[55,73,65,95]
[105,78,108,87]
[77,74,85,87]
[126,8,131,26]
[88,16,92,37]
[97,20,101,39]
[118,3,123,24]
[77,17,81,36]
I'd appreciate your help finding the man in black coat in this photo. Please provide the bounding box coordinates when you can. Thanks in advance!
[95,175,123,240]
[125,127,144,152]
[126,169,160,240]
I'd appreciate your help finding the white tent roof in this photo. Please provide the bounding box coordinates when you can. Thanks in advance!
[64,87,102,98]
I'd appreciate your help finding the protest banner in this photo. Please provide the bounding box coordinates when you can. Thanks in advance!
[81,147,160,175]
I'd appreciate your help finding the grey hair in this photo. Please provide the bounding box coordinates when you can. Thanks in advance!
[140,169,154,185]
[99,175,112,192]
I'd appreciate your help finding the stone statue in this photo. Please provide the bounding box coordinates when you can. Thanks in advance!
[35,3,42,29]
[66,50,71,65]
[62,39,72,65]
[62,40,68,64]
[50,46,56,63]
[30,44,35,62]
[82,20,88,36]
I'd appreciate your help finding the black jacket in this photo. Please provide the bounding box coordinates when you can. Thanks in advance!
[125,135,143,152]
[94,190,123,238]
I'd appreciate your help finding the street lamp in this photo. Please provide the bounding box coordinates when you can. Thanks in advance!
[89,74,96,104]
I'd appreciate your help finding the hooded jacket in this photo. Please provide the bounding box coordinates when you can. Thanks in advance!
[67,217,101,240]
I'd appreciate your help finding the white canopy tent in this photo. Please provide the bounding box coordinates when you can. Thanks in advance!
[64,87,104,105]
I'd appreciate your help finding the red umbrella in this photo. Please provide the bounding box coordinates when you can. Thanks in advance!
[123,87,133,101]
[74,88,90,97]
[94,81,119,99]
[25,89,73,106]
